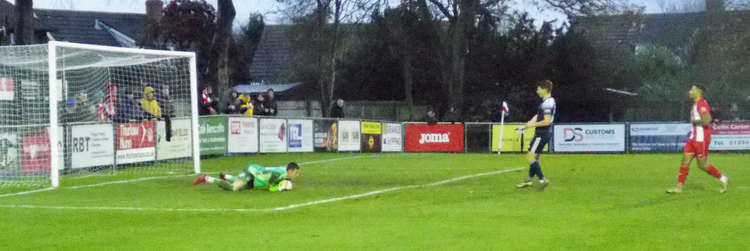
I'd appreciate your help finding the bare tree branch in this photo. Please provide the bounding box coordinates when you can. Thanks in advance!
[427,0,456,21]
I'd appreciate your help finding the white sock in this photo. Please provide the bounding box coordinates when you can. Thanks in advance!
[720,175,728,183]
[206,176,216,184]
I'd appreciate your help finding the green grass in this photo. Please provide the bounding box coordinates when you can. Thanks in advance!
[0,153,748,250]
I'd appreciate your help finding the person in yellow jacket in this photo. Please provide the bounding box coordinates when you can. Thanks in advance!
[141,86,162,120]
[238,94,254,116]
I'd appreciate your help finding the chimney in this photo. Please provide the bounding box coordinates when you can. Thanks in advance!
[146,0,163,23]
[705,0,724,12]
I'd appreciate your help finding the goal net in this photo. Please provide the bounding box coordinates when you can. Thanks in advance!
[0,42,199,194]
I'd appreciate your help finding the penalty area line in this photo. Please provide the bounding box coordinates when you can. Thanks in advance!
[0,155,380,197]
[69,155,378,190]
[0,187,56,198]
[0,167,525,213]
[270,167,525,211]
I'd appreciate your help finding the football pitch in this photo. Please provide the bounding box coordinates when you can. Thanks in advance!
[0,153,748,250]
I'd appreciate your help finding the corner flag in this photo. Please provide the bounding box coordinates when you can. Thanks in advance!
[498,101,509,155]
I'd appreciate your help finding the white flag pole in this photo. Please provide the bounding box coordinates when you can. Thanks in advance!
[498,110,505,155]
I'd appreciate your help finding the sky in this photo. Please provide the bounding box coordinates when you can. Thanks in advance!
[12,0,696,26]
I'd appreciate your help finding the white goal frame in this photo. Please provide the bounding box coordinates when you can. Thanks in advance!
[46,41,200,187]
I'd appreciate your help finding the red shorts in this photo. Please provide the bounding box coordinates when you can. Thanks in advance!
[684,136,711,158]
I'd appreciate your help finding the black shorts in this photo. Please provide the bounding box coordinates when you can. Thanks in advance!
[528,133,550,154]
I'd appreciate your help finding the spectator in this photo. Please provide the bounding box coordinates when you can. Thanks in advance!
[424,108,439,125]
[116,88,141,122]
[712,105,725,124]
[729,103,742,121]
[97,84,117,122]
[199,86,217,115]
[64,93,96,122]
[265,88,278,116]
[141,86,162,120]
[160,86,176,118]
[442,105,460,123]
[330,98,345,118]
[254,94,269,116]
[224,91,240,114]
[238,94,254,117]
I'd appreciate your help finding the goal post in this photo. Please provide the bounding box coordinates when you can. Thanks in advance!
[0,41,200,193]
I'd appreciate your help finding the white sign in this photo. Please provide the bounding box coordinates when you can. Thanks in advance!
[710,122,750,151]
[156,119,192,160]
[71,124,114,169]
[630,123,692,136]
[382,123,402,152]
[287,119,313,153]
[0,131,18,170]
[56,79,66,102]
[0,77,15,101]
[20,80,39,101]
[337,120,361,151]
[227,117,258,153]
[553,124,626,152]
[259,119,287,153]
[115,122,156,165]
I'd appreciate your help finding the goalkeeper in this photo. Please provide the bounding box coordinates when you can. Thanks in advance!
[192,162,300,192]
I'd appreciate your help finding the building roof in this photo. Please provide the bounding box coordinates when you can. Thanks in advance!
[249,25,294,82]
[34,9,145,47]
[232,82,301,94]
[0,0,50,32]
[571,10,750,53]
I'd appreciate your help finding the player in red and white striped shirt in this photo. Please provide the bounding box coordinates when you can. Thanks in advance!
[667,85,729,194]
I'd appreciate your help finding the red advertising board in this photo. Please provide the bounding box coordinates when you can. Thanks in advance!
[405,124,464,152]
[22,129,50,173]
[116,122,156,150]
[116,122,157,164]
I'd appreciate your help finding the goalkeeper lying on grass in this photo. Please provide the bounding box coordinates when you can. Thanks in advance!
[192,162,300,192]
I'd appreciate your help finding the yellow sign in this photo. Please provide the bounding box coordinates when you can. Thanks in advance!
[491,124,547,152]
[361,121,382,135]
[368,136,374,149]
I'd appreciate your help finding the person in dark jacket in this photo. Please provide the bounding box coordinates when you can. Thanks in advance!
[424,108,439,125]
[116,88,141,122]
[254,94,269,116]
[442,106,460,123]
[330,98,345,118]
[225,91,240,114]
[265,88,278,116]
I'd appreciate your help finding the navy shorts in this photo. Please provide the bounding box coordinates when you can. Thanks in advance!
[528,133,550,154]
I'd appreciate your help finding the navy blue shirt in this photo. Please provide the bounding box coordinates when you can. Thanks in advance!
[535,97,556,134]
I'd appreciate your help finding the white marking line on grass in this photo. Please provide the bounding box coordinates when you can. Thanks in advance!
[68,174,195,190]
[0,187,56,198]
[270,167,525,211]
[297,155,377,166]
[68,155,374,190]
[0,167,525,213]
[3,155,378,196]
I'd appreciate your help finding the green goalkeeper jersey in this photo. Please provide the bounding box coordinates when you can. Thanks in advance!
[240,164,287,191]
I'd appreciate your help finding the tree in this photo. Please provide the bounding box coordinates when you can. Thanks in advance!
[14,0,35,45]
[147,0,238,98]
[278,0,382,116]
[422,0,631,118]
[206,0,236,99]
[155,0,216,83]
